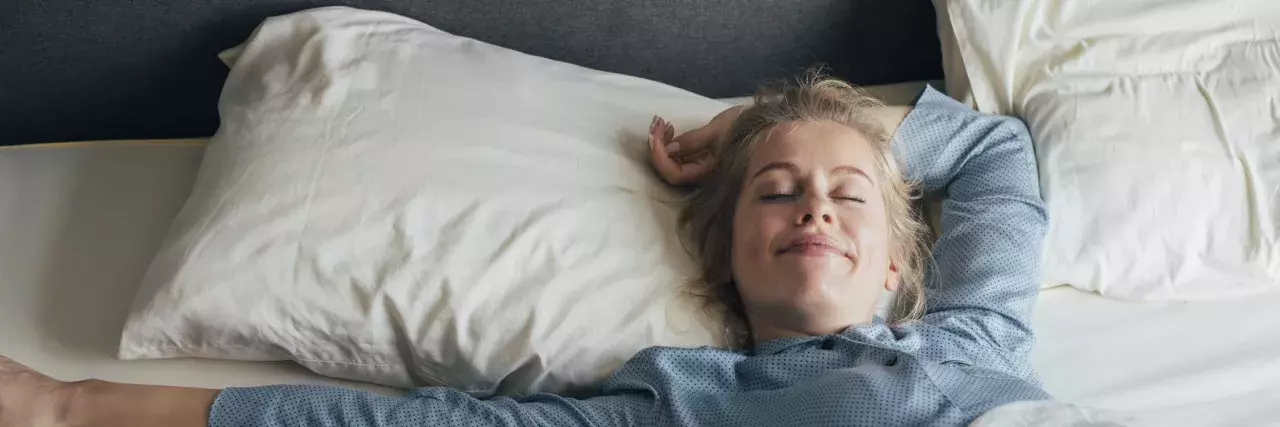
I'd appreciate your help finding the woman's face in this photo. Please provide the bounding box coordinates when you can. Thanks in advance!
[731,120,896,333]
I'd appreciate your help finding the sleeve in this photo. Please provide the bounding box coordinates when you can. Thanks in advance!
[889,86,1048,374]
[209,384,654,427]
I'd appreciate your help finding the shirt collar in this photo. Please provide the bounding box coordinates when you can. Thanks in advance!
[751,334,820,355]
[749,316,895,355]
[749,316,885,354]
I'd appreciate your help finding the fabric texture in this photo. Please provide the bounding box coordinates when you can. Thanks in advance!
[120,7,730,395]
[1029,286,1280,426]
[943,0,1280,299]
[929,0,975,108]
[209,86,1051,427]
[969,401,1136,427]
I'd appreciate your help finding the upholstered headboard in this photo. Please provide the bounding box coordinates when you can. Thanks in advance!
[1,0,942,145]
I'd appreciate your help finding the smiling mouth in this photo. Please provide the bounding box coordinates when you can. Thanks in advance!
[778,241,848,257]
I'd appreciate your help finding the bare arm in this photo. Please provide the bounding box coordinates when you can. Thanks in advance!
[61,380,218,427]
[4,354,657,427]
[0,355,216,427]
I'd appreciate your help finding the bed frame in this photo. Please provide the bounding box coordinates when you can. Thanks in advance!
[1,0,942,145]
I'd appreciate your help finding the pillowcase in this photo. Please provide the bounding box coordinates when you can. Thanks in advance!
[929,0,975,108]
[120,6,728,395]
[943,0,1280,299]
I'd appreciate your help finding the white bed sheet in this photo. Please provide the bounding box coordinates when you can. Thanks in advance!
[1032,287,1280,426]
[2,86,1278,425]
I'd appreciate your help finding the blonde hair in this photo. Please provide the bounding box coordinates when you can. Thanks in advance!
[679,71,930,348]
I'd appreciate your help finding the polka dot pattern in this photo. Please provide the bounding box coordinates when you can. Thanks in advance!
[209,86,1050,427]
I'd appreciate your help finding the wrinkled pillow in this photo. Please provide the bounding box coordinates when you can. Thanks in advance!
[120,6,726,395]
[943,0,1280,299]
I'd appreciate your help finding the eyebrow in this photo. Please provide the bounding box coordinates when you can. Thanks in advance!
[831,165,873,183]
[750,161,873,184]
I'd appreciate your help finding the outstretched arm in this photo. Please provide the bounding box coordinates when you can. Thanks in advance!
[0,356,216,427]
[1,355,651,427]
[64,380,218,427]
[205,384,651,427]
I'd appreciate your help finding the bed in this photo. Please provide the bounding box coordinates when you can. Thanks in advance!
[6,90,1280,427]
[3,1,1279,426]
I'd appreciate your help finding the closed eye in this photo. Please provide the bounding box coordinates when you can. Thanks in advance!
[836,196,866,204]
[759,193,798,202]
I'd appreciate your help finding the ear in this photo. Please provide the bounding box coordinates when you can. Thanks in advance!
[884,260,901,292]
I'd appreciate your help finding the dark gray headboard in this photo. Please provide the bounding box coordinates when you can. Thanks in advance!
[1,0,942,146]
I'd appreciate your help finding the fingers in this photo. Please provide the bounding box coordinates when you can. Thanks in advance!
[663,118,675,146]
[648,129,684,184]
[654,121,692,156]
[650,116,677,149]
[649,115,661,143]
[649,114,721,185]
[649,128,703,186]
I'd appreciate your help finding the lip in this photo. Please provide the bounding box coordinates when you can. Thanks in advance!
[777,234,848,257]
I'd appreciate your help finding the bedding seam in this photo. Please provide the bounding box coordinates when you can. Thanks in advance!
[131,344,398,367]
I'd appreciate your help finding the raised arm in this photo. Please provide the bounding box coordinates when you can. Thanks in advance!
[890,87,1048,374]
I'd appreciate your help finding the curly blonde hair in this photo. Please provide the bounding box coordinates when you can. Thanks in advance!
[679,72,930,348]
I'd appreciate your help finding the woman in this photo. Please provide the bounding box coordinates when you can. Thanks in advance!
[0,74,1048,427]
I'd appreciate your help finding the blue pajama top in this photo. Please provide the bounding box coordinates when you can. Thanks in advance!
[209,86,1050,427]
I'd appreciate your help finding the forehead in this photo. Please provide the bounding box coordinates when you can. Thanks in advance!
[748,120,877,173]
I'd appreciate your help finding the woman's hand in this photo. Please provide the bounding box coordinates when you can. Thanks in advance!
[648,105,745,186]
[0,355,70,427]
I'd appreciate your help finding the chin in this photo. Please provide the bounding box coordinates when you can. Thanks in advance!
[779,259,852,284]
[773,274,847,307]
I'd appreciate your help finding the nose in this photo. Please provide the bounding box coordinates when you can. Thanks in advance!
[796,196,834,226]
[799,212,833,225]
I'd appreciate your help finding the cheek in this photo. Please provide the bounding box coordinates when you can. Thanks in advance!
[730,203,788,278]
[847,207,894,266]
[733,205,787,254]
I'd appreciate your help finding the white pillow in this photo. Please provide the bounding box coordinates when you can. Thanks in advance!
[120,6,728,395]
[930,0,975,108]
[943,0,1280,299]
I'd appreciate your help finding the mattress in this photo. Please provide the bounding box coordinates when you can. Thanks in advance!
[2,85,1278,425]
